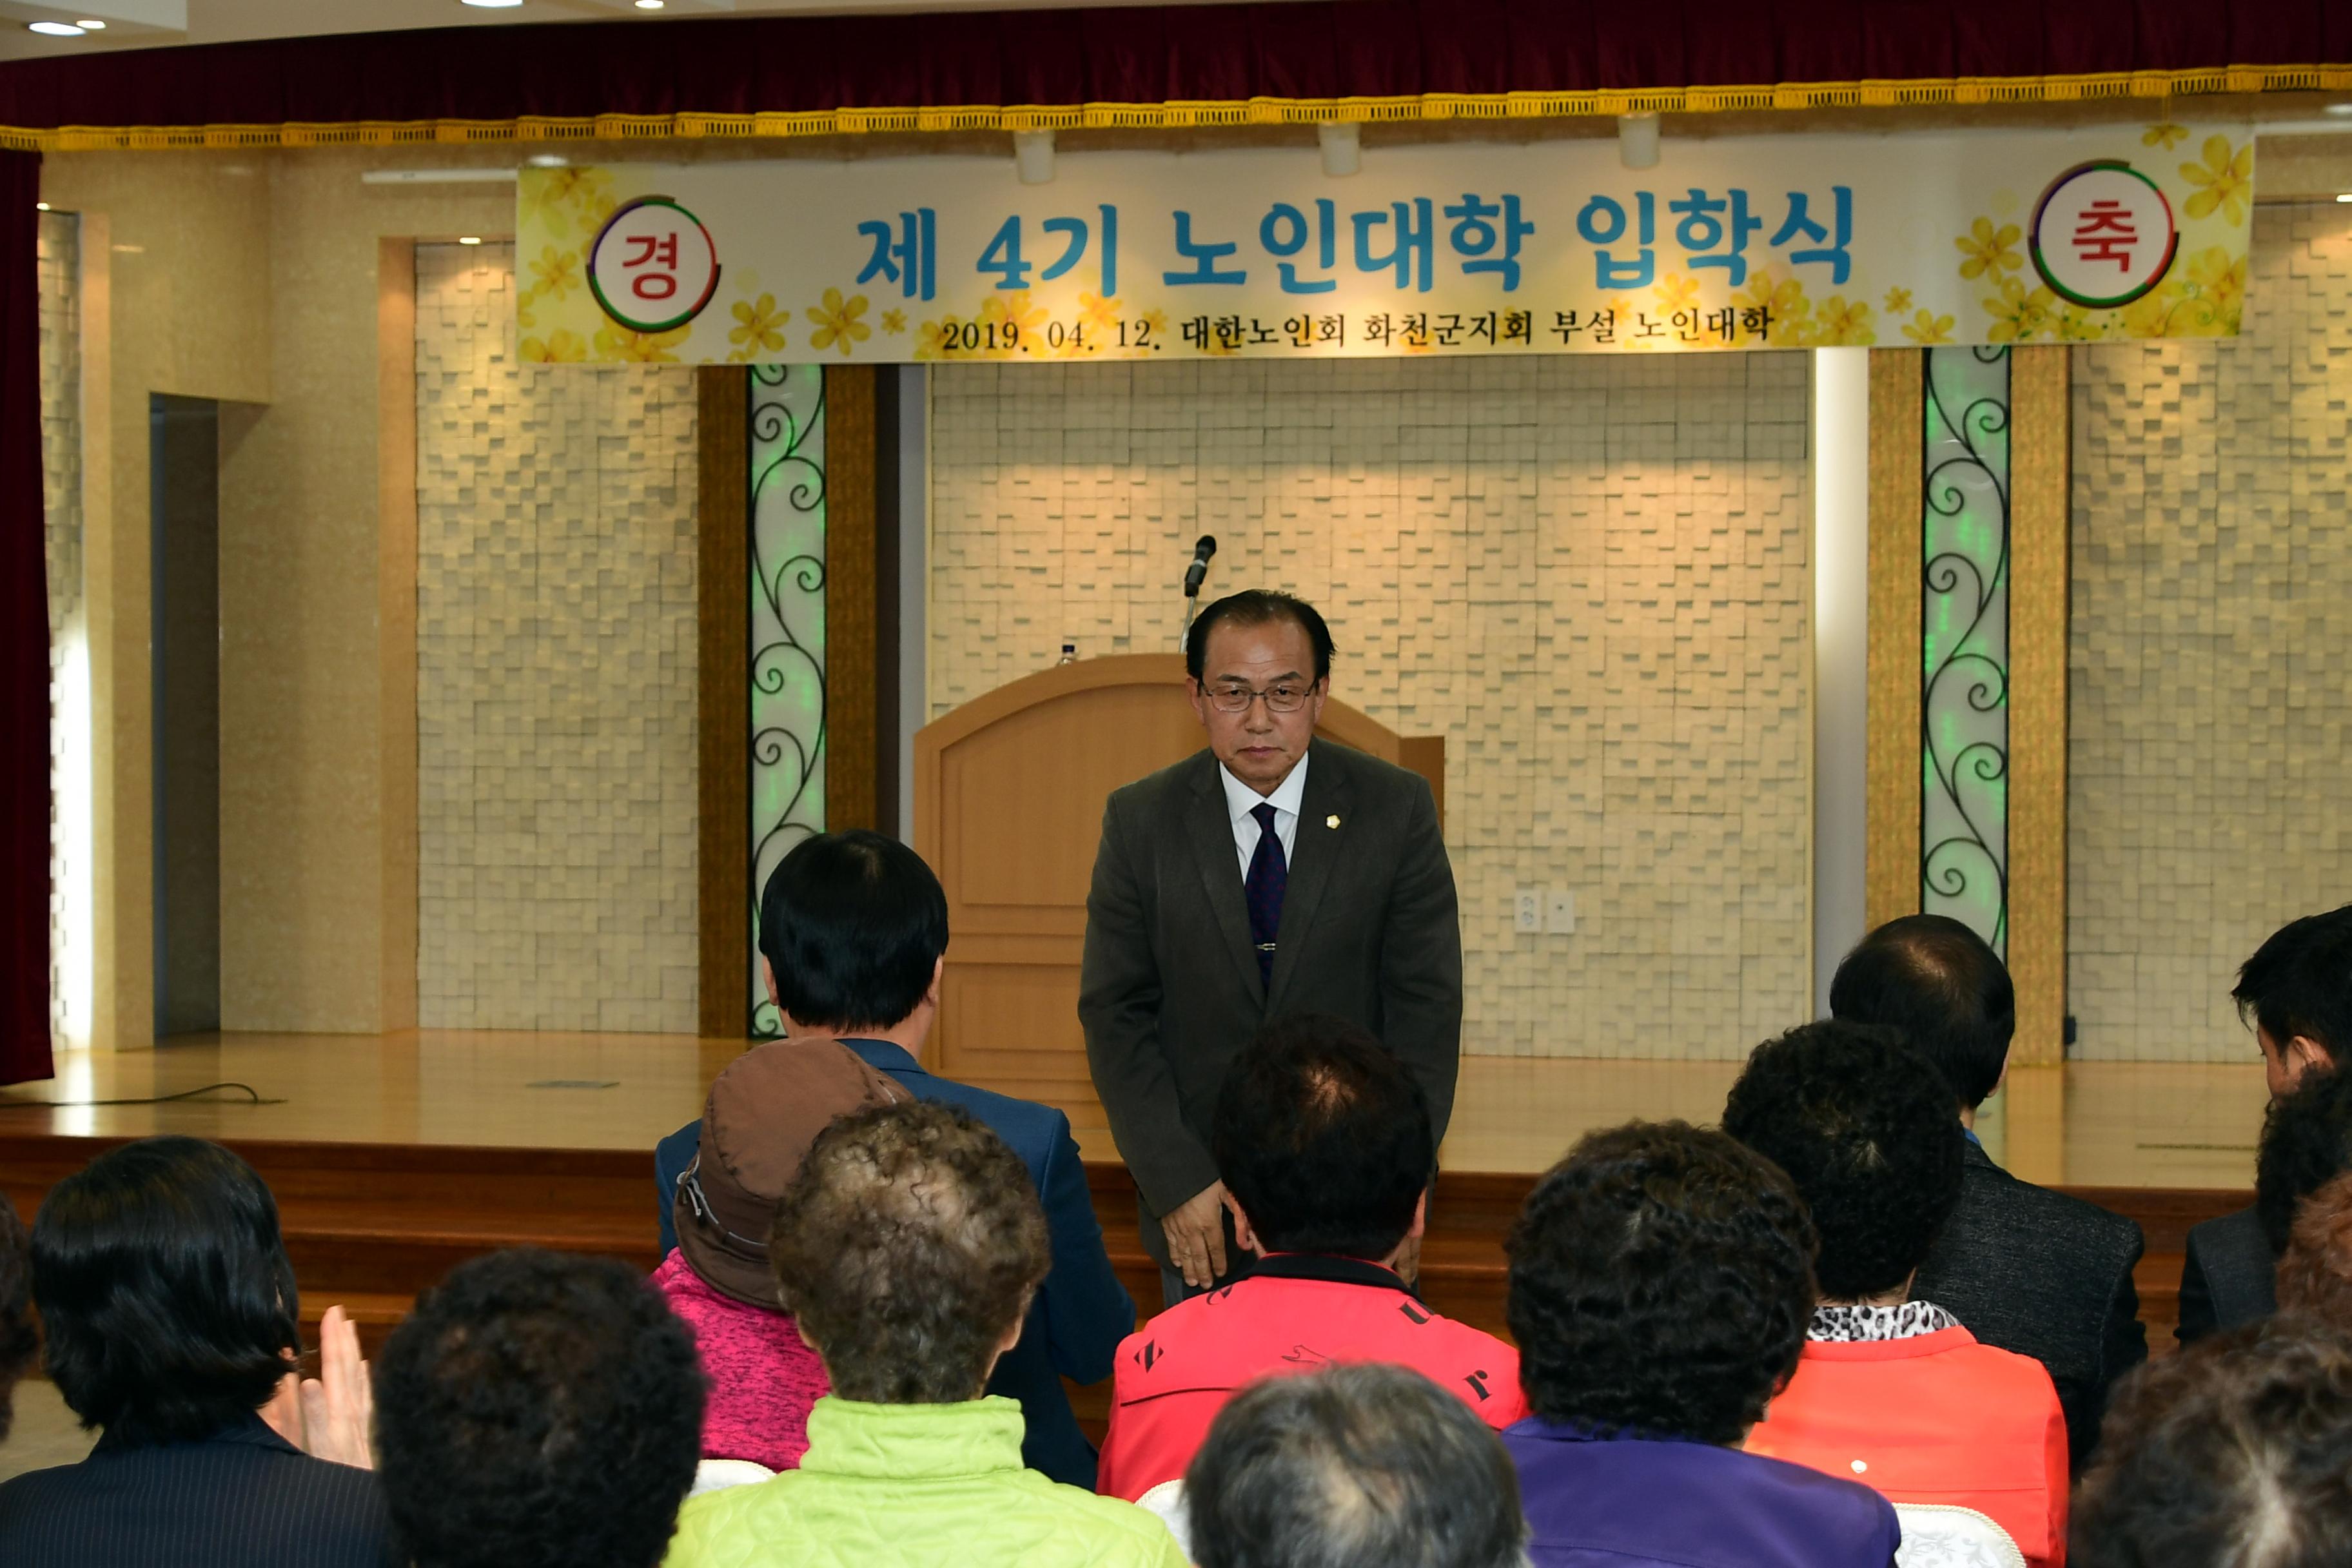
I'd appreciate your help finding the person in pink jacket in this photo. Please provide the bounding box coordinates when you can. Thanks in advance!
[655,1037,906,1471]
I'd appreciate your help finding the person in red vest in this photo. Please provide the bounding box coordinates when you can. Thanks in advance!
[1730,1021,2068,1568]
[1097,1014,1523,1502]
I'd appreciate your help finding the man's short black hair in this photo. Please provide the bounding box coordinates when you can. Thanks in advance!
[2257,1066,2352,1255]
[32,1135,300,1444]
[2235,905,2352,1063]
[374,1249,705,1568]
[2073,1316,2352,1568]
[1211,1014,1433,1262]
[1507,1121,1816,1446]
[0,1196,34,1443]
[1829,913,2015,1109]
[1723,1020,1967,1300]
[1186,1363,1526,1568]
[1184,590,1335,683]
[758,829,948,1034]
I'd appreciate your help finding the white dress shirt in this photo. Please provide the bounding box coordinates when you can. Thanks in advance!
[1219,753,1309,881]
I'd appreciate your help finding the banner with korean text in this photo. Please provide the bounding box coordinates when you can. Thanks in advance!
[515,123,2251,364]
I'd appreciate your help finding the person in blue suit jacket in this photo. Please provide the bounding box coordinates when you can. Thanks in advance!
[656,830,1134,1489]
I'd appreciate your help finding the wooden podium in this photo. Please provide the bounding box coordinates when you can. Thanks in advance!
[912,654,1444,1133]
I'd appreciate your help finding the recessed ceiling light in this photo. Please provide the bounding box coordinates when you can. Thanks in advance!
[460,1,524,8]
[634,1,664,9]
[74,18,104,28]
[27,22,86,36]
[2337,193,2352,204]
[525,153,569,168]
[458,235,483,245]
[34,202,48,211]
[2328,104,2352,117]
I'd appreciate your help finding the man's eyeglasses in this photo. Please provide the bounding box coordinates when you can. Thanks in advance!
[1204,681,1315,714]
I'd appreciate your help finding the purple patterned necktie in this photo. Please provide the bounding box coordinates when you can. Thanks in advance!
[1245,801,1288,992]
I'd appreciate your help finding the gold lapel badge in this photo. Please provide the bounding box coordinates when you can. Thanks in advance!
[1326,814,1342,829]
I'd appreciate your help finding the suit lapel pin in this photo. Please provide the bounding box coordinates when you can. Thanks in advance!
[1326,814,1341,829]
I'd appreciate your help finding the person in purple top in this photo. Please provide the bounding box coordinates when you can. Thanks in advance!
[1500,1121,1901,1568]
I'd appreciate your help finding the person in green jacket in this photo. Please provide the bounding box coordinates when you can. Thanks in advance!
[663,1100,1183,1568]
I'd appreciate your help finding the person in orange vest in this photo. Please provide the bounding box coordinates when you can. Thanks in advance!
[1730,1021,2068,1568]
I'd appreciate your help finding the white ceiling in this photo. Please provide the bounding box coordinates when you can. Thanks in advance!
[0,0,1270,63]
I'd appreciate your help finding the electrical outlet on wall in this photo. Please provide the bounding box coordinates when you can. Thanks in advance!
[1513,890,1542,934]
[1545,889,1577,935]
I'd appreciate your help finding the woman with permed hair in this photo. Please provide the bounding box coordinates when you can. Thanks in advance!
[1500,1120,1899,1568]
[1730,1021,2068,1567]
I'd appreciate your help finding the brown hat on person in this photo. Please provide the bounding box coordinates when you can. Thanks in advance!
[673,1038,908,1307]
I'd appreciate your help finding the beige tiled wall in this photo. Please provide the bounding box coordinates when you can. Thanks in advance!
[40,213,81,1046]
[929,355,1814,1058]
[2069,204,2352,1061]
[413,243,700,1032]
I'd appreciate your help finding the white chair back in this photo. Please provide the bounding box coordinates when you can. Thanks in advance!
[1892,1503,2028,1568]
[1134,1478,1194,1561]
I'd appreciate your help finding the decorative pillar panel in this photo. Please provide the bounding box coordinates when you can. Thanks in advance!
[1865,353,1923,931]
[749,364,827,1037]
[1920,346,2012,957]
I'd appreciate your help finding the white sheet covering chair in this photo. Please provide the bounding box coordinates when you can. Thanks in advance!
[1893,1503,2028,1568]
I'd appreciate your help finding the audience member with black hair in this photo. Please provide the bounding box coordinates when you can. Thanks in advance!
[374,1249,703,1568]
[1832,913,2146,1469]
[1730,1021,2069,1566]
[2276,1170,2352,1331]
[1184,1362,1527,1568]
[0,1197,34,1444]
[663,1100,1185,1568]
[1081,587,1464,1307]
[1096,1014,1523,1500]
[0,1137,395,1567]
[654,828,1132,1488]
[2179,905,2352,1347]
[2180,1061,2352,1349]
[1501,1121,1899,1568]
[2073,1315,2352,1568]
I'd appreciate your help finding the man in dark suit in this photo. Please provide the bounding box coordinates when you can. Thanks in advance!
[1831,914,2145,1475]
[653,831,1134,1490]
[1080,589,1463,1306]
[2178,905,2352,1345]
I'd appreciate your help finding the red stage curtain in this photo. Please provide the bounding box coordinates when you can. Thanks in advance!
[0,150,51,1086]
[0,2,2338,135]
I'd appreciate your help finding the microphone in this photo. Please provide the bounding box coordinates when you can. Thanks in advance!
[1182,535,1218,599]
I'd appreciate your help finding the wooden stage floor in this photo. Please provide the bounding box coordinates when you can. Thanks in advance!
[0,1030,2274,1190]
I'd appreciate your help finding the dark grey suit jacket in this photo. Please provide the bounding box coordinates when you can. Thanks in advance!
[2176,1204,2274,1348]
[1079,741,1463,1251]
[1911,1141,2147,1476]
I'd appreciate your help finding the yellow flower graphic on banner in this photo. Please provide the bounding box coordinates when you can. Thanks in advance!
[1652,272,1700,315]
[593,323,690,363]
[915,316,966,361]
[1983,277,2056,342]
[1955,217,2024,280]
[1733,268,1812,346]
[2186,245,2248,320]
[881,308,907,335]
[2182,135,2252,226]
[529,246,582,303]
[727,293,788,361]
[522,168,616,238]
[1901,309,1955,344]
[2053,306,2108,342]
[979,291,1048,351]
[1139,307,1170,342]
[1812,295,1876,346]
[519,328,588,364]
[1883,286,1914,315]
[2142,122,2189,150]
[2119,279,2188,338]
[807,288,872,357]
[1078,291,1121,333]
